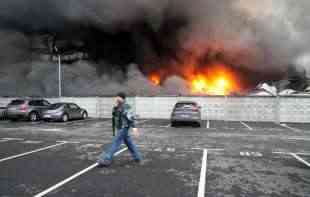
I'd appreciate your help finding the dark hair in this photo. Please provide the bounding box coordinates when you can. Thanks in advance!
[116,92,126,99]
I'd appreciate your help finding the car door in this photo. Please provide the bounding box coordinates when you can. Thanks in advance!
[63,104,71,118]
[68,103,80,119]
[42,100,50,109]
[73,104,83,118]
[29,100,41,112]
[36,100,47,116]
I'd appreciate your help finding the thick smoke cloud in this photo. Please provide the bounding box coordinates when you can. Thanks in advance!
[0,0,309,96]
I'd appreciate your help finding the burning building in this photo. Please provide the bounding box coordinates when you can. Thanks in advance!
[0,0,309,96]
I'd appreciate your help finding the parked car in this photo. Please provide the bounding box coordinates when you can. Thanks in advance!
[0,107,7,120]
[170,101,202,127]
[42,103,88,122]
[6,99,51,121]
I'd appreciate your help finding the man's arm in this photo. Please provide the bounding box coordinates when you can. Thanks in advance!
[112,107,117,136]
[125,107,136,128]
[123,104,139,136]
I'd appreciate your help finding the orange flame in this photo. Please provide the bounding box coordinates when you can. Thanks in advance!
[147,62,242,95]
[191,75,231,95]
[149,74,160,86]
[188,63,239,95]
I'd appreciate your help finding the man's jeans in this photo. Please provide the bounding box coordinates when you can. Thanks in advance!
[99,127,141,161]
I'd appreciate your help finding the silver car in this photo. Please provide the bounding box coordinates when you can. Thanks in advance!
[170,101,202,127]
[0,107,7,120]
[6,99,51,121]
[42,103,88,122]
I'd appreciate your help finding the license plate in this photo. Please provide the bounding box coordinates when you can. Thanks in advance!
[181,114,190,118]
[44,115,51,118]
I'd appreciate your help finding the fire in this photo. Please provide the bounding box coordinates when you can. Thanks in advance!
[149,74,160,86]
[191,74,232,95]
[188,63,239,95]
[146,62,243,95]
[192,76,207,92]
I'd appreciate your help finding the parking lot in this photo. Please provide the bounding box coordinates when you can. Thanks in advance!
[0,119,310,197]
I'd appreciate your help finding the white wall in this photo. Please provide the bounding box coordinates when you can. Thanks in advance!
[279,97,310,123]
[1,96,310,123]
[135,96,278,121]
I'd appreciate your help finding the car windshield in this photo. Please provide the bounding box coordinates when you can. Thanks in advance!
[49,103,63,109]
[9,100,25,105]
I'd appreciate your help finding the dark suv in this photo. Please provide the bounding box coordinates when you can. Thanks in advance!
[170,101,202,127]
[6,99,51,121]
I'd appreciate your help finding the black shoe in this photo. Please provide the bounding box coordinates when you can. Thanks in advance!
[97,160,112,168]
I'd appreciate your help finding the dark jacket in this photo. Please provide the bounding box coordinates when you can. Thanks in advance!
[112,102,136,130]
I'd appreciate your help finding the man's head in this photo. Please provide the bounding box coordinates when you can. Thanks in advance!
[115,92,126,105]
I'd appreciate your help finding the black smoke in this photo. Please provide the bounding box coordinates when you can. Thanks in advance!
[0,0,309,96]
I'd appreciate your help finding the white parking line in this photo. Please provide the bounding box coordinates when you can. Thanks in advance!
[273,151,310,156]
[22,140,43,144]
[292,152,310,156]
[41,128,64,132]
[290,153,310,168]
[56,141,81,144]
[197,149,208,197]
[34,147,128,197]
[167,147,175,152]
[192,148,224,152]
[278,123,301,132]
[1,138,24,141]
[137,119,150,124]
[287,137,310,141]
[164,123,171,128]
[240,121,253,130]
[206,120,210,129]
[0,142,67,163]
[240,151,263,157]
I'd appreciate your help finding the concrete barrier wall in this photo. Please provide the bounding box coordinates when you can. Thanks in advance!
[0,96,309,123]
[135,96,278,121]
[279,97,310,123]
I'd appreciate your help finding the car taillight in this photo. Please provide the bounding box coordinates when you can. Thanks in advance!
[192,107,199,111]
[20,104,27,112]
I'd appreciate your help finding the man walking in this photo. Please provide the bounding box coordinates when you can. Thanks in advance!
[97,92,142,167]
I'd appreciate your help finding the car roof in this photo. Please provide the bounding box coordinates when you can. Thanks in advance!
[175,101,198,104]
[12,98,46,101]
[52,102,78,105]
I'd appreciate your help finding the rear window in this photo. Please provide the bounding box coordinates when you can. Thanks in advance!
[9,100,25,105]
[42,100,50,106]
[29,101,40,106]
[69,103,79,109]
[49,103,63,109]
[175,103,197,109]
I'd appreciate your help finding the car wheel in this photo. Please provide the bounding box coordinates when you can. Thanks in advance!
[62,114,69,122]
[29,112,39,122]
[82,112,88,119]
[194,122,201,128]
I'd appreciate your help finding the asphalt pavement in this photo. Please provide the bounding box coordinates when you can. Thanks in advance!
[0,118,310,197]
